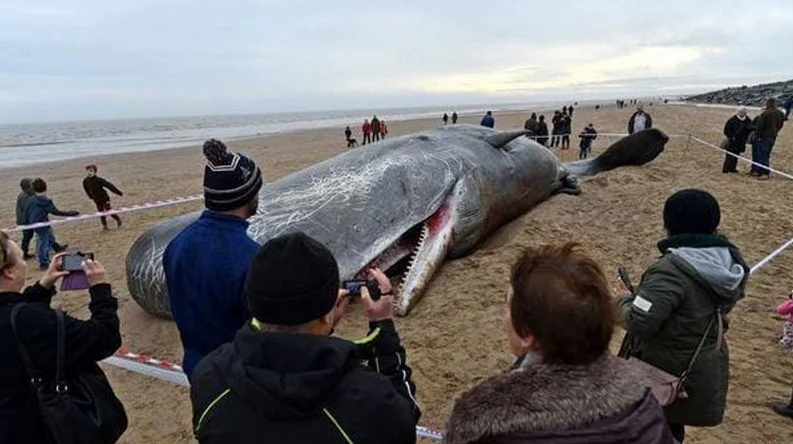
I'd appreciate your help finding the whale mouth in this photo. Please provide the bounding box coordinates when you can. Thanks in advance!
[357,191,457,316]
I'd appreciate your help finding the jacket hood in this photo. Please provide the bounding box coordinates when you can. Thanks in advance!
[445,354,672,444]
[213,324,361,420]
[658,234,748,303]
[19,178,33,195]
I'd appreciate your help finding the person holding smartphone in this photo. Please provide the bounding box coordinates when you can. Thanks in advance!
[0,231,123,443]
[190,232,420,444]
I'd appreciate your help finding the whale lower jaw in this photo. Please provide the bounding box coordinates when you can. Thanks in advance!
[354,185,459,316]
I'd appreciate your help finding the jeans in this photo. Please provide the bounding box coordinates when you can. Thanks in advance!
[20,229,34,255]
[363,133,371,144]
[751,138,776,176]
[34,227,55,267]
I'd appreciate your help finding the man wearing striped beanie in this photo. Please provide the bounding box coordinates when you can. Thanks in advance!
[163,139,263,378]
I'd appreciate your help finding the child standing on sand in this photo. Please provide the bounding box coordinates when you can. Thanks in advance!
[578,123,598,159]
[777,291,793,350]
[26,178,79,269]
[83,164,123,230]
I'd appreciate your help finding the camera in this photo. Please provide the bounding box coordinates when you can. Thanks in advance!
[61,252,94,272]
[342,279,382,300]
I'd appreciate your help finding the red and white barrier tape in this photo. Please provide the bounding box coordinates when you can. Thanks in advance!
[4,194,203,232]
[102,348,445,440]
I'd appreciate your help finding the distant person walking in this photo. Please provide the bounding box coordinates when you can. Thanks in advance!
[750,98,785,180]
[562,105,568,115]
[536,115,549,147]
[362,119,371,145]
[451,112,458,124]
[560,113,572,150]
[371,115,381,142]
[578,123,598,159]
[569,105,575,117]
[523,113,539,137]
[480,111,495,128]
[83,164,123,230]
[783,97,792,121]
[550,111,562,148]
[380,120,388,139]
[15,178,35,260]
[628,105,653,134]
[721,107,754,173]
[443,113,449,125]
[344,126,356,147]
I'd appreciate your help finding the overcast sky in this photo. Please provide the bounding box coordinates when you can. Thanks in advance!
[1,0,791,123]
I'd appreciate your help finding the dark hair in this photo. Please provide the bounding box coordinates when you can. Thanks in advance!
[766,98,777,109]
[31,178,47,193]
[86,164,97,172]
[510,243,615,365]
[539,115,545,121]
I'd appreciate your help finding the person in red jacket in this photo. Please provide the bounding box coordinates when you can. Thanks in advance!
[362,119,372,145]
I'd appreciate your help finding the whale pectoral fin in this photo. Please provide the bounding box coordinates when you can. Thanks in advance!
[485,130,532,150]
[395,195,457,316]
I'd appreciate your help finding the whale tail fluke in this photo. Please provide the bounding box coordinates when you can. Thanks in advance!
[563,128,668,178]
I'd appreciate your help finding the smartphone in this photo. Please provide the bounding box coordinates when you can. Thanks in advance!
[618,266,634,293]
[62,252,94,272]
[342,279,382,300]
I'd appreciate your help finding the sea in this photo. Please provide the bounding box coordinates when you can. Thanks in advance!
[0,99,648,169]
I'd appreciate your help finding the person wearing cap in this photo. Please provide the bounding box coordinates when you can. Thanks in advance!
[163,139,263,378]
[617,189,749,443]
[721,107,754,173]
[189,232,421,444]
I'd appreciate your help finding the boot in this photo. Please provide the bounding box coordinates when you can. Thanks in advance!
[772,387,793,419]
[53,243,68,253]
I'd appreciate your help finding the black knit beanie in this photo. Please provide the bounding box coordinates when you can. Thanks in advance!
[246,232,340,326]
[203,139,263,212]
[663,189,721,236]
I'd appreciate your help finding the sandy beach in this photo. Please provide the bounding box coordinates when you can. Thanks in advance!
[1,104,792,443]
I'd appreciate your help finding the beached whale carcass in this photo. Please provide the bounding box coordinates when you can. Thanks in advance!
[126,125,668,318]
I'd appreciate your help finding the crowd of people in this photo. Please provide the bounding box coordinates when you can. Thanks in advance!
[345,115,389,147]
[2,100,792,443]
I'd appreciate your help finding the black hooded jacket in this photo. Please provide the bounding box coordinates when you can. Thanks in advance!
[190,320,420,444]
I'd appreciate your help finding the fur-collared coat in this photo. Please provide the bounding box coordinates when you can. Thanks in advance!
[445,354,675,444]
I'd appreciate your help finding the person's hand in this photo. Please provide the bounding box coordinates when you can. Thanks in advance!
[361,286,394,322]
[367,267,392,295]
[40,253,69,288]
[82,259,106,286]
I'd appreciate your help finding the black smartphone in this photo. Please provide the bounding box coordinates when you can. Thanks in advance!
[342,279,381,300]
[62,252,94,272]
[618,266,634,293]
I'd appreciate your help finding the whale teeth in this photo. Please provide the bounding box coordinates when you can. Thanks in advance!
[399,222,430,296]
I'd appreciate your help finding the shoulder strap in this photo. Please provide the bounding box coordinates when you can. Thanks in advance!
[54,310,67,393]
[10,303,42,388]
[681,308,723,379]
